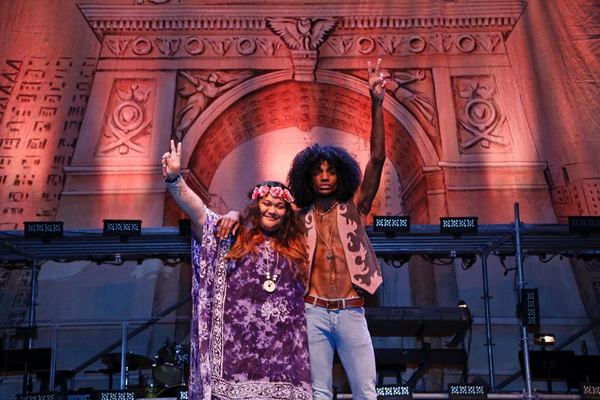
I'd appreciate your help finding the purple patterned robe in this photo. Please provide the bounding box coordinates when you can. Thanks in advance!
[189,208,312,400]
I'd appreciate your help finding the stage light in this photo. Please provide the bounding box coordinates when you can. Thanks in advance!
[533,333,556,346]
[448,384,487,399]
[24,221,63,240]
[17,393,57,400]
[97,391,135,400]
[568,216,600,234]
[581,383,600,400]
[440,217,478,235]
[373,216,410,237]
[103,219,142,241]
[376,384,412,399]
[520,288,540,328]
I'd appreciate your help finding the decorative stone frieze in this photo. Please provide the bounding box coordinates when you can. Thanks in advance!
[79,1,526,40]
[323,32,505,56]
[102,34,284,58]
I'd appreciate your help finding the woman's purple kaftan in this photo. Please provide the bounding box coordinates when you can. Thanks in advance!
[188,208,312,400]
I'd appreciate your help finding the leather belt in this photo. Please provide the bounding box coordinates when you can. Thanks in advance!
[304,295,364,310]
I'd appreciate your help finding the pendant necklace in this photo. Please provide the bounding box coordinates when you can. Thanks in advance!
[314,201,339,221]
[262,239,280,293]
[315,214,335,264]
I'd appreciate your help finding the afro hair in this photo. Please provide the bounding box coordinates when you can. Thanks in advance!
[287,144,362,208]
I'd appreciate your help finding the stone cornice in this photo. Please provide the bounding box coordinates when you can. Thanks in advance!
[78,1,527,40]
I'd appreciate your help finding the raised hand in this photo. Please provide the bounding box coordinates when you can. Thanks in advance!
[367,58,386,104]
[162,139,182,180]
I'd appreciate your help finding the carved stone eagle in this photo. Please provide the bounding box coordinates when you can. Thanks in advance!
[267,17,338,51]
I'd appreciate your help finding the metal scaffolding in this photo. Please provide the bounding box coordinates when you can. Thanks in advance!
[2,206,600,396]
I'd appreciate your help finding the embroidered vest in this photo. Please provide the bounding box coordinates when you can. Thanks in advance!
[304,201,382,294]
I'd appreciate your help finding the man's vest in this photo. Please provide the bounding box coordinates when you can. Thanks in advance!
[304,201,382,294]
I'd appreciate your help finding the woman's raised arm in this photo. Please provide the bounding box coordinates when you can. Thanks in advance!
[162,139,207,228]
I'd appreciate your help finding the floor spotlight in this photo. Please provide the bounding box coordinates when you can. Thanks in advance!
[17,393,58,400]
[440,217,478,236]
[448,383,487,399]
[373,216,410,238]
[103,219,142,242]
[376,384,412,399]
[568,216,600,234]
[96,390,135,400]
[24,221,63,241]
[581,383,600,400]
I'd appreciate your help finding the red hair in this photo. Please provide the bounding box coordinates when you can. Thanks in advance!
[225,182,308,284]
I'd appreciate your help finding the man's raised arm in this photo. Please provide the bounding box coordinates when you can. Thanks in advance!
[357,58,387,216]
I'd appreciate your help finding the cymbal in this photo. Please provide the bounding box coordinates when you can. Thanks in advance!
[101,352,153,371]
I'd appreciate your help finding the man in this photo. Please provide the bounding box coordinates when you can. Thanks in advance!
[286,59,386,400]
[217,59,386,399]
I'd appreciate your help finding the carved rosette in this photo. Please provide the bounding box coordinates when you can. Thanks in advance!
[452,75,510,152]
[97,79,154,157]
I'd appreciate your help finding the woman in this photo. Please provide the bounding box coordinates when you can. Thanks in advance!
[162,140,312,400]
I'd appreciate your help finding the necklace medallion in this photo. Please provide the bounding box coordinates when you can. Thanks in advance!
[263,279,276,293]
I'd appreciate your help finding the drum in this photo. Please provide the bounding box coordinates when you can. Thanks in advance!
[153,343,190,387]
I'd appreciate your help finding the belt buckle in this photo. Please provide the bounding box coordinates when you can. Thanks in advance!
[327,299,342,310]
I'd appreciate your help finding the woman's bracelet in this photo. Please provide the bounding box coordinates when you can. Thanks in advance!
[164,173,182,187]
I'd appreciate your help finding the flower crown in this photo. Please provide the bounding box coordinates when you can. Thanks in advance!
[251,184,295,203]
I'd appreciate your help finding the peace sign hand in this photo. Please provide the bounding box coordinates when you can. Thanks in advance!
[367,58,386,104]
[162,139,182,180]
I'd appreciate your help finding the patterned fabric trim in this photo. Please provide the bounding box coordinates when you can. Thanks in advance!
[213,378,312,400]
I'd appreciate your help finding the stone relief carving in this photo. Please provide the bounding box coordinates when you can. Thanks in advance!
[0,60,22,126]
[0,56,94,228]
[326,36,355,55]
[103,35,282,58]
[154,37,181,56]
[105,38,132,56]
[206,39,232,56]
[267,17,337,51]
[453,75,509,152]
[174,70,253,140]
[386,69,439,149]
[322,32,504,56]
[267,17,338,81]
[256,38,282,56]
[97,80,153,156]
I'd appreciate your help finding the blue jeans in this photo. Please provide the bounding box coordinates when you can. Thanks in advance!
[305,303,377,400]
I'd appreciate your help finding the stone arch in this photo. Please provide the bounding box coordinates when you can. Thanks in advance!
[181,71,439,169]
[181,71,440,220]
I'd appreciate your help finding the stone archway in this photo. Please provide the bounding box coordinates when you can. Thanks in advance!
[181,78,439,223]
